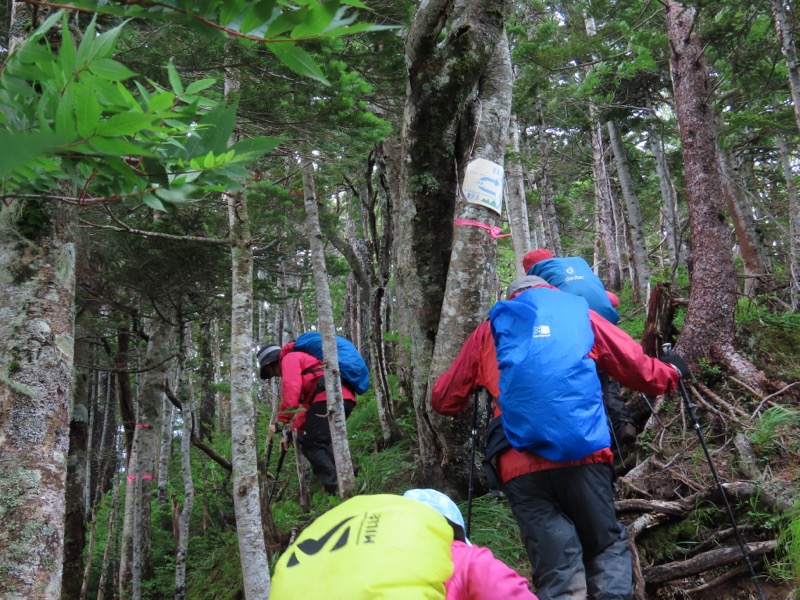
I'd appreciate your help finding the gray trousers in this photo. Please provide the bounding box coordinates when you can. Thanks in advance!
[504,463,632,600]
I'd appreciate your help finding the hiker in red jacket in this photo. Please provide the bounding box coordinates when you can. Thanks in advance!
[431,275,689,600]
[258,341,356,493]
[524,249,637,447]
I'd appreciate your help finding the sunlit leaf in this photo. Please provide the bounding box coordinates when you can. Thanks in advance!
[268,41,329,85]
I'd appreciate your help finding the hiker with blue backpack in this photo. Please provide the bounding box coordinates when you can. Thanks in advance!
[431,275,689,600]
[258,333,369,494]
[523,248,637,447]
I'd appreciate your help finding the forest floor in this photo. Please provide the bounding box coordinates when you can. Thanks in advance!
[608,309,800,600]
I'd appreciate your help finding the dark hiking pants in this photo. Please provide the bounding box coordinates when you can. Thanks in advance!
[298,399,355,493]
[504,463,632,600]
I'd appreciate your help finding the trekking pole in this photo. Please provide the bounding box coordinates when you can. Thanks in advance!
[266,428,291,508]
[605,405,627,471]
[639,393,664,427]
[662,343,766,600]
[465,389,481,538]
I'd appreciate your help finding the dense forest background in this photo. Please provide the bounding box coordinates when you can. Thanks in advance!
[1,0,799,598]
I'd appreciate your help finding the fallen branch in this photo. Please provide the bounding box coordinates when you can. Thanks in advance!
[644,540,775,584]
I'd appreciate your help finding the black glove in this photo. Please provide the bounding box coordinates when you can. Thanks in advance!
[661,351,690,378]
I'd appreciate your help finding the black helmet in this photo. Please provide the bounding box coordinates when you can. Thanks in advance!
[257,344,281,379]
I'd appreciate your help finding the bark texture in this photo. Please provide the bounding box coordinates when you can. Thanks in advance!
[228,189,271,598]
[665,1,765,390]
[302,158,355,498]
[428,29,512,494]
[396,0,512,487]
[0,198,75,599]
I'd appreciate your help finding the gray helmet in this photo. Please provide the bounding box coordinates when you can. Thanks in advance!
[257,344,281,379]
[505,275,549,299]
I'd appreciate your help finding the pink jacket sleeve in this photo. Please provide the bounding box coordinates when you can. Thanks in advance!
[446,541,537,600]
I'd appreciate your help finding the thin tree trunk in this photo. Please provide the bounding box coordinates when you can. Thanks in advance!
[63,334,90,598]
[157,390,174,504]
[97,468,121,600]
[212,318,228,433]
[776,131,800,310]
[771,0,800,132]
[535,97,561,255]
[717,143,769,297]
[506,114,532,278]
[646,109,681,269]
[228,182,271,597]
[301,158,356,498]
[607,120,652,300]
[174,326,194,600]
[130,315,174,598]
[592,121,622,289]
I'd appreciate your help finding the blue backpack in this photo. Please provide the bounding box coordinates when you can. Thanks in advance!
[488,287,609,461]
[528,256,619,324]
[294,332,370,395]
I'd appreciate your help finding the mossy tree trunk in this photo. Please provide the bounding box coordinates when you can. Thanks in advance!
[395,0,512,487]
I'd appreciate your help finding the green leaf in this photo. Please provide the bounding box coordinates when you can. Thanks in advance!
[227,136,283,161]
[88,58,137,81]
[184,78,217,95]
[75,81,101,138]
[148,91,176,112]
[142,193,167,212]
[154,185,195,202]
[290,1,340,38]
[268,42,329,85]
[239,0,280,35]
[55,85,77,141]
[0,132,62,177]
[167,62,184,96]
[202,151,216,169]
[96,113,157,136]
[88,136,152,157]
[183,102,237,156]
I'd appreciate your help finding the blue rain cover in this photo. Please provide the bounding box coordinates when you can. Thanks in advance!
[489,287,609,461]
[294,332,370,395]
[528,256,619,324]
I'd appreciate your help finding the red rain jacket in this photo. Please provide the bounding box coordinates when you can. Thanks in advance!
[276,341,356,433]
[431,293,679,483]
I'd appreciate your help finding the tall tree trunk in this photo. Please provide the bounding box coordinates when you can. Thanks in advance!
[62,333,90,598]
[534,96,561,255]
[0,10,76,598]
[506,114,532,278]
[717,142,769,297]
[301,158,356,498]
[396,0,512,485]
[157,389,175,505]
[776,131,800,310]
[771,0,800,132]
[132,314,174,598]
[197,316,216,440]
[428,29,512,494]
[646,108,681,270]
[665,1,766,390]
[592,121,623,290]
[0,182,75,600]
[228,184,271,597]
[174,324,194,600]
[607,120,652,301]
